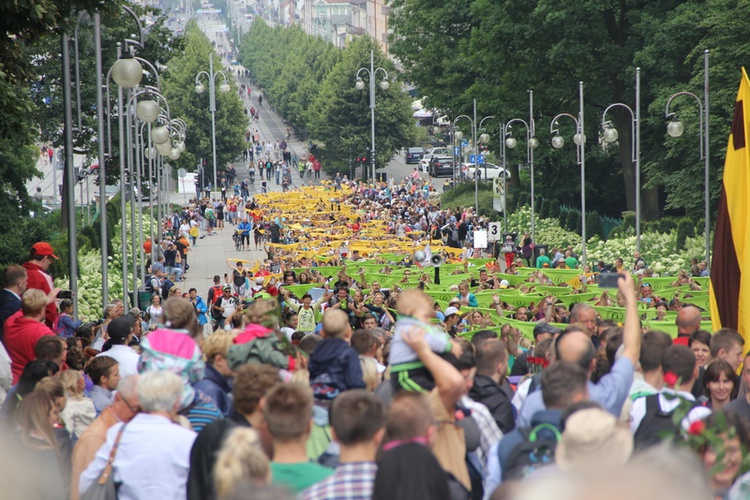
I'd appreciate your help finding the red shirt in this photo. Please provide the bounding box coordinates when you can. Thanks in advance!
[22,261,57,329]
[4,311,55,384]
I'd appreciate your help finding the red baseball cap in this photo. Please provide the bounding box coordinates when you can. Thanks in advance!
[31,242,59,259]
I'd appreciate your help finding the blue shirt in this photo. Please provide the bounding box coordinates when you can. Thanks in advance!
[516,357,634,428]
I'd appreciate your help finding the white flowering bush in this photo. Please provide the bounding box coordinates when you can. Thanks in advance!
[56,203,155,320]
[503,206,708,275]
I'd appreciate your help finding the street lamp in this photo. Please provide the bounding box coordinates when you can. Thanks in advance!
[665,50,711,267]
[502,90,539,240]
[195,53,230,193]
[550,81,587,267]
[453,101,493,214]
[602,68,641,252]
[355,50,389,184]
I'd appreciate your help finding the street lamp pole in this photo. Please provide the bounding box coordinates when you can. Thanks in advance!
[665,50,710,267]
[503,114,538,242]
[551,81,587,267]
[454,105,492,216]
[195,53,230,193]
[355,50,389,184]
[602,68,641,251]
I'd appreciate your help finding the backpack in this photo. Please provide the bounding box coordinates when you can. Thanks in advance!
[633,393,698,449]
[144,274,155,294]
[501,423,562,481]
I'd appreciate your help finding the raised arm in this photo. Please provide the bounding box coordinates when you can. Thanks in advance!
[618,271,641,365]
[403,328,464,412]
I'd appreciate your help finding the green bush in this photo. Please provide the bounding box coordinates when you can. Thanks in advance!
[675,218,695,251]
[547,199,561,220]
[658,218,678,233]
[565,211,578,232]
[586,212,604,240]
[609,224,625,239]
[558,209,569,229]
[537,199,547,219]
[623,212,636,229]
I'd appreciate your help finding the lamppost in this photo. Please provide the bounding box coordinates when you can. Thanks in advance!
[503,90,539,240]
[550,81,587,267]
[195,53,230,193]
[665,50,710,267]
[601,69,641,252]
[355,50,389,184]
[453,100,493,214]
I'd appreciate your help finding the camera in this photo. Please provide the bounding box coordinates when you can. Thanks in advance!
[599,273,622,288]
[57,290,73,299]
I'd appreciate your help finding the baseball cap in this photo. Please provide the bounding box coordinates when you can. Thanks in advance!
[499,279,510,289]
[108,315,135,342]
[449,297,461,305]
[444,306,459,317]
[32,242,59,259]
[533,321,562,338]
[223,285,231,291]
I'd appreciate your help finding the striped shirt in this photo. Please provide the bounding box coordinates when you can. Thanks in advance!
[300,461,377,500]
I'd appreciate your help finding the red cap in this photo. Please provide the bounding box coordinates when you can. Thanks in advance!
[31,242,59,259]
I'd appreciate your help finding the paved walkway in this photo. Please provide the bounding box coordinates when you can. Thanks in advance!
[173,55,326,301]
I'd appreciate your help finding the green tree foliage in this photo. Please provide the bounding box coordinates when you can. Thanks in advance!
[386,0,750,221]
[162,20,246,177]
[26,4,185,186]
[239,21,415,168]
[309,37,416,168]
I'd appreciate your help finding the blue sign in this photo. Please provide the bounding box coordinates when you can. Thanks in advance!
[469,154,476,163]
[460,139,469,148]
[477,155,485,165]
[454,146,460,156]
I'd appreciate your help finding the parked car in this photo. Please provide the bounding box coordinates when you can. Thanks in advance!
[462,163,511,180]
[405,147,425,164]
[429,156,455,177]
[420,147,453,171]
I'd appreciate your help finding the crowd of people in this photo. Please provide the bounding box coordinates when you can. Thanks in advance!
[0,174,746,500]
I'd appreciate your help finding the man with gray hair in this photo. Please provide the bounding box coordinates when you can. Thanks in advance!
[80,371,197,499]
[71,375,140,500]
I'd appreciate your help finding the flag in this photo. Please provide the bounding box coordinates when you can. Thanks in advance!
[710,68,750,344]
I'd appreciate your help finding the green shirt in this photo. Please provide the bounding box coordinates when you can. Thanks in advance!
[536,255,551,268]
[565,256,578,269]
[271,461,334,493]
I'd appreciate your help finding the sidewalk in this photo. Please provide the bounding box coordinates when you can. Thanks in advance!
[171,56,326,302]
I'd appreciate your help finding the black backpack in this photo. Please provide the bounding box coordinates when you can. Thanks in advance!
[633,393,697,449]
[502,423,562,481]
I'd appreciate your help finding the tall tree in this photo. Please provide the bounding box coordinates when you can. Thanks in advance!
[309,36,416,170]
[162,20,246,178]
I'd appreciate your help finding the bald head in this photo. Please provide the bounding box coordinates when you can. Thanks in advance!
[555,330,596,374]
[676,306,701,335]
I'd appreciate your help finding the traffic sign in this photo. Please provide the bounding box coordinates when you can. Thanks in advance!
[177,168,187,178]
[469,154,476,163]
[488,222,502,241]
[460,138,469,148]
[454,146,460,156]
[477,155,485,165]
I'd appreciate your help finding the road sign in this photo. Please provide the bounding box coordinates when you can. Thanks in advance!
[460,138,469,148]
[177,168,187,178]
[477,155,485,165]
[469,154,476,163]
[488,222,502,241]
[454,146,460,156]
